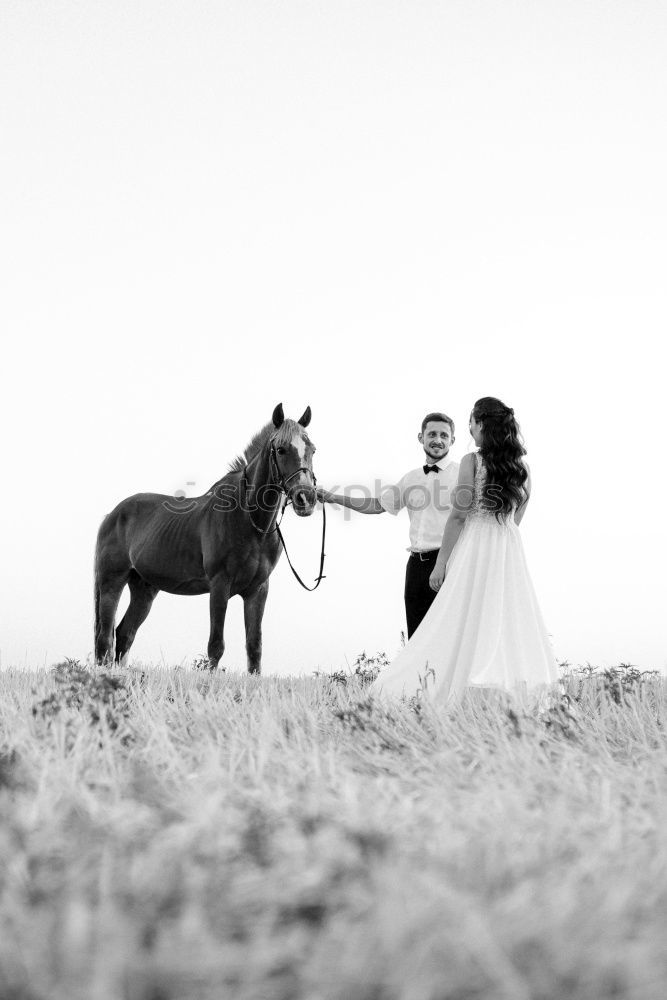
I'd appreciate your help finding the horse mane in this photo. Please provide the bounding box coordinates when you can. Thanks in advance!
[205,419,309,493]
[227,419,306,473]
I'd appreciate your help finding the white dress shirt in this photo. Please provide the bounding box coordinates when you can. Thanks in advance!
[379,455,460,552]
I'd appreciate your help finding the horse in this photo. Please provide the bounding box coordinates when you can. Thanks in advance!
[94,403,317,672]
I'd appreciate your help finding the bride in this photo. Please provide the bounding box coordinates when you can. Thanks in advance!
[370,397,560,705]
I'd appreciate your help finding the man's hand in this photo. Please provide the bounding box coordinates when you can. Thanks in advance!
[316,487,332,503]
[429,560,446,592]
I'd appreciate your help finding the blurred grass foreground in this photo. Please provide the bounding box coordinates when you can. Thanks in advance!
[1,657,666,1000]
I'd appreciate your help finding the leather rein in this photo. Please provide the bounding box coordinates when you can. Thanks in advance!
[242,440,326,592]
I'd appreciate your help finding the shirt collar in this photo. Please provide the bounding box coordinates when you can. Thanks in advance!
[420,454,455,475]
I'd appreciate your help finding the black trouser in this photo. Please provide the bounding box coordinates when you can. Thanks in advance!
[404,550,439,638]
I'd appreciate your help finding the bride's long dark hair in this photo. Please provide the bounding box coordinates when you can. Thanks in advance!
[472,397,528,521]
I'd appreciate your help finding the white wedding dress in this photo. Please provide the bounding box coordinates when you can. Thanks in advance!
[370,454,560,705]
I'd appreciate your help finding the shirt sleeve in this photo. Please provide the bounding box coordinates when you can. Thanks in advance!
[379,475,406,515]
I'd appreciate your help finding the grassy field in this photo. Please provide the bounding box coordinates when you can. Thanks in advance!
[1,659,666,1000]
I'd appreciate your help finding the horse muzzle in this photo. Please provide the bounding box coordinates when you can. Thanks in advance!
[291,486,317,516]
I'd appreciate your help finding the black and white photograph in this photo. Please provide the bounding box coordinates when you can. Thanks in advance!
[1,2,666,997]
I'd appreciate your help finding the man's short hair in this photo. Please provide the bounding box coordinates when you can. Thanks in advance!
[421,412,455,436]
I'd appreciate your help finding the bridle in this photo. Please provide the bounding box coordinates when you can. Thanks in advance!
[243,438,316,521]
[268,439,316,495]
[242,436,326,592]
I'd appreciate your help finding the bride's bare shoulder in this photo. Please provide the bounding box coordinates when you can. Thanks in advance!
[457,452,477,479]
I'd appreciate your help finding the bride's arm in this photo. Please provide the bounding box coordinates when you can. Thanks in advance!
[429,453,476,591]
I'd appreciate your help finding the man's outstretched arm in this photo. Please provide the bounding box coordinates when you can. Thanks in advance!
[317,488,385,514]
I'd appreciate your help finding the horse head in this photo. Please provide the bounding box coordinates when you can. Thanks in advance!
[270,403,317,517]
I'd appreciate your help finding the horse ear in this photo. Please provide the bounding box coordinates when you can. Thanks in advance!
[272,403,285,428]
[297,405,312,428]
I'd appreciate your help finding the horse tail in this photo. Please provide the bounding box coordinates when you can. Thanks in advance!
[93,517,108,649]
[93,548,101,648]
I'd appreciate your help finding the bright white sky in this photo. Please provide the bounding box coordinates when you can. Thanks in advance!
[1,0,666,674]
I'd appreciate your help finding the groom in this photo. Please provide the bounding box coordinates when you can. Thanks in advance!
[318,412,459,637]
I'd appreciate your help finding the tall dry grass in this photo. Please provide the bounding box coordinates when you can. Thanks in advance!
[0,659,666,1000]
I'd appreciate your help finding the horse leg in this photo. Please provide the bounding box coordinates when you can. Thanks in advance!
[115,571,159,664]
[95,574,127,664]
[207,576,230,671]
[243,580,269,675]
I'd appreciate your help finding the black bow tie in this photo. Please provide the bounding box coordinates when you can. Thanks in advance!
[423,464,441,474]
